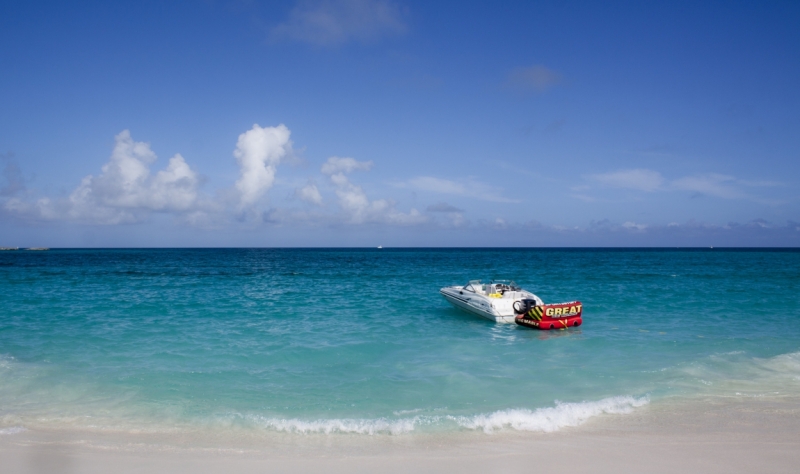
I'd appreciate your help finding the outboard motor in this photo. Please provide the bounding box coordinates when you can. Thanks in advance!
[513,299,538,315]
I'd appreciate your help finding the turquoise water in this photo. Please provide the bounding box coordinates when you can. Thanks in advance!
[1,248,799,436]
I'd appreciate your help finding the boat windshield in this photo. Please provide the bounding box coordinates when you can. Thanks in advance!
[462,279,521,294]
[463,280,481,292]
[491,280,521,291]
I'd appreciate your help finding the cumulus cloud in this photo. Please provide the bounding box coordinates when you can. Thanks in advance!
[294,181,324,205]
[507,65,562,93]
[2,125,433,229]
[234,124,292,208]
[321,156,425,225]
[589,169,664,192]
[5,130,203,224]
[330,172,381,222]
[402,176,519,203]
[271,0,408,46]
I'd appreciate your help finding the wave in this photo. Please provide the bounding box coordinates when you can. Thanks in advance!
[246,415,422,435]
[675,351,800,396]
[244,395,649,435]
[453,395,650,433]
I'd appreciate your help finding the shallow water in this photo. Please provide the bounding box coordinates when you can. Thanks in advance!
[0,248,799,437]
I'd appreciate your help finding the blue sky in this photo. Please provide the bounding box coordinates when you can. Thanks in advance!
[1,0,798,246]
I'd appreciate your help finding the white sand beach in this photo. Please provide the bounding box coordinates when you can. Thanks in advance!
[2,397,799,474]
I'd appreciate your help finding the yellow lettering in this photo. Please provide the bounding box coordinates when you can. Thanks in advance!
[569,306,576,314]
[576,305,582,313]
[545,308,554,316]
[554,307,563,316]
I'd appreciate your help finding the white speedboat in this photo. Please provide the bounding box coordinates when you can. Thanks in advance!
[439,280,543,323]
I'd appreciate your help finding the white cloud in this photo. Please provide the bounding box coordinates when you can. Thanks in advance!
[294,182,323,205]
[669,174,782,204]
[585,168,783,204]
[409,176,464,194]
[234,124,292,208]
[403,176,519,203]
[149,154,200,210]
[271,0,407,46]
[622,221,648,231]
[322,156,425,225]
[671,174,743,199]
[588,169,664,192]
[6,130,203,225]
[3,126,433,229]
[321,156,372,175]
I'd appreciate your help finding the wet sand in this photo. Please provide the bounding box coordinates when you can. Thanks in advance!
[2,397,799,474]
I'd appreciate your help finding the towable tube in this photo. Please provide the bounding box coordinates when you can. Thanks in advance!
[514,299,582,330]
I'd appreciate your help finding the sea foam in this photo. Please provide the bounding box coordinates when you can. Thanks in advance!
[453,395,650,433]
[244,395,648,435]
[247,415,422,435]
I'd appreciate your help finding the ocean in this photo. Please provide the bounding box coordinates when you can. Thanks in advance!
[1,248,799,441]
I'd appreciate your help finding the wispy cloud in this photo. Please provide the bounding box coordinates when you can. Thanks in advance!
[507,65,562,93]
[320,156,372,175]
[271,0,408,46]
[588,169,664,192]
[585,168,782,203]
[671,173,781,201]
[671,174,743,199]
[401,176,519,203]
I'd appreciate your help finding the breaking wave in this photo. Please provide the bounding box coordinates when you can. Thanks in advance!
[454,395,650,433]
[244,395,649,435]
[247,415,422,435]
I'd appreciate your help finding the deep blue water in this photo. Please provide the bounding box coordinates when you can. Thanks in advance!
[1,248,799,435]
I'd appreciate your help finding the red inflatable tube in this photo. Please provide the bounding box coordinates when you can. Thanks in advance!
[515,315,582,330]
[514,301,583,330]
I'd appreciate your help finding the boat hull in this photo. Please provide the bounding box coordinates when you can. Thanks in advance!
[439,288,516,323]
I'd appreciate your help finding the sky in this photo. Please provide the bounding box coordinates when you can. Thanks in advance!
[1,0,799,247]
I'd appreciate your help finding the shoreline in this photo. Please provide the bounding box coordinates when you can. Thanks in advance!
[2,396,799,473]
